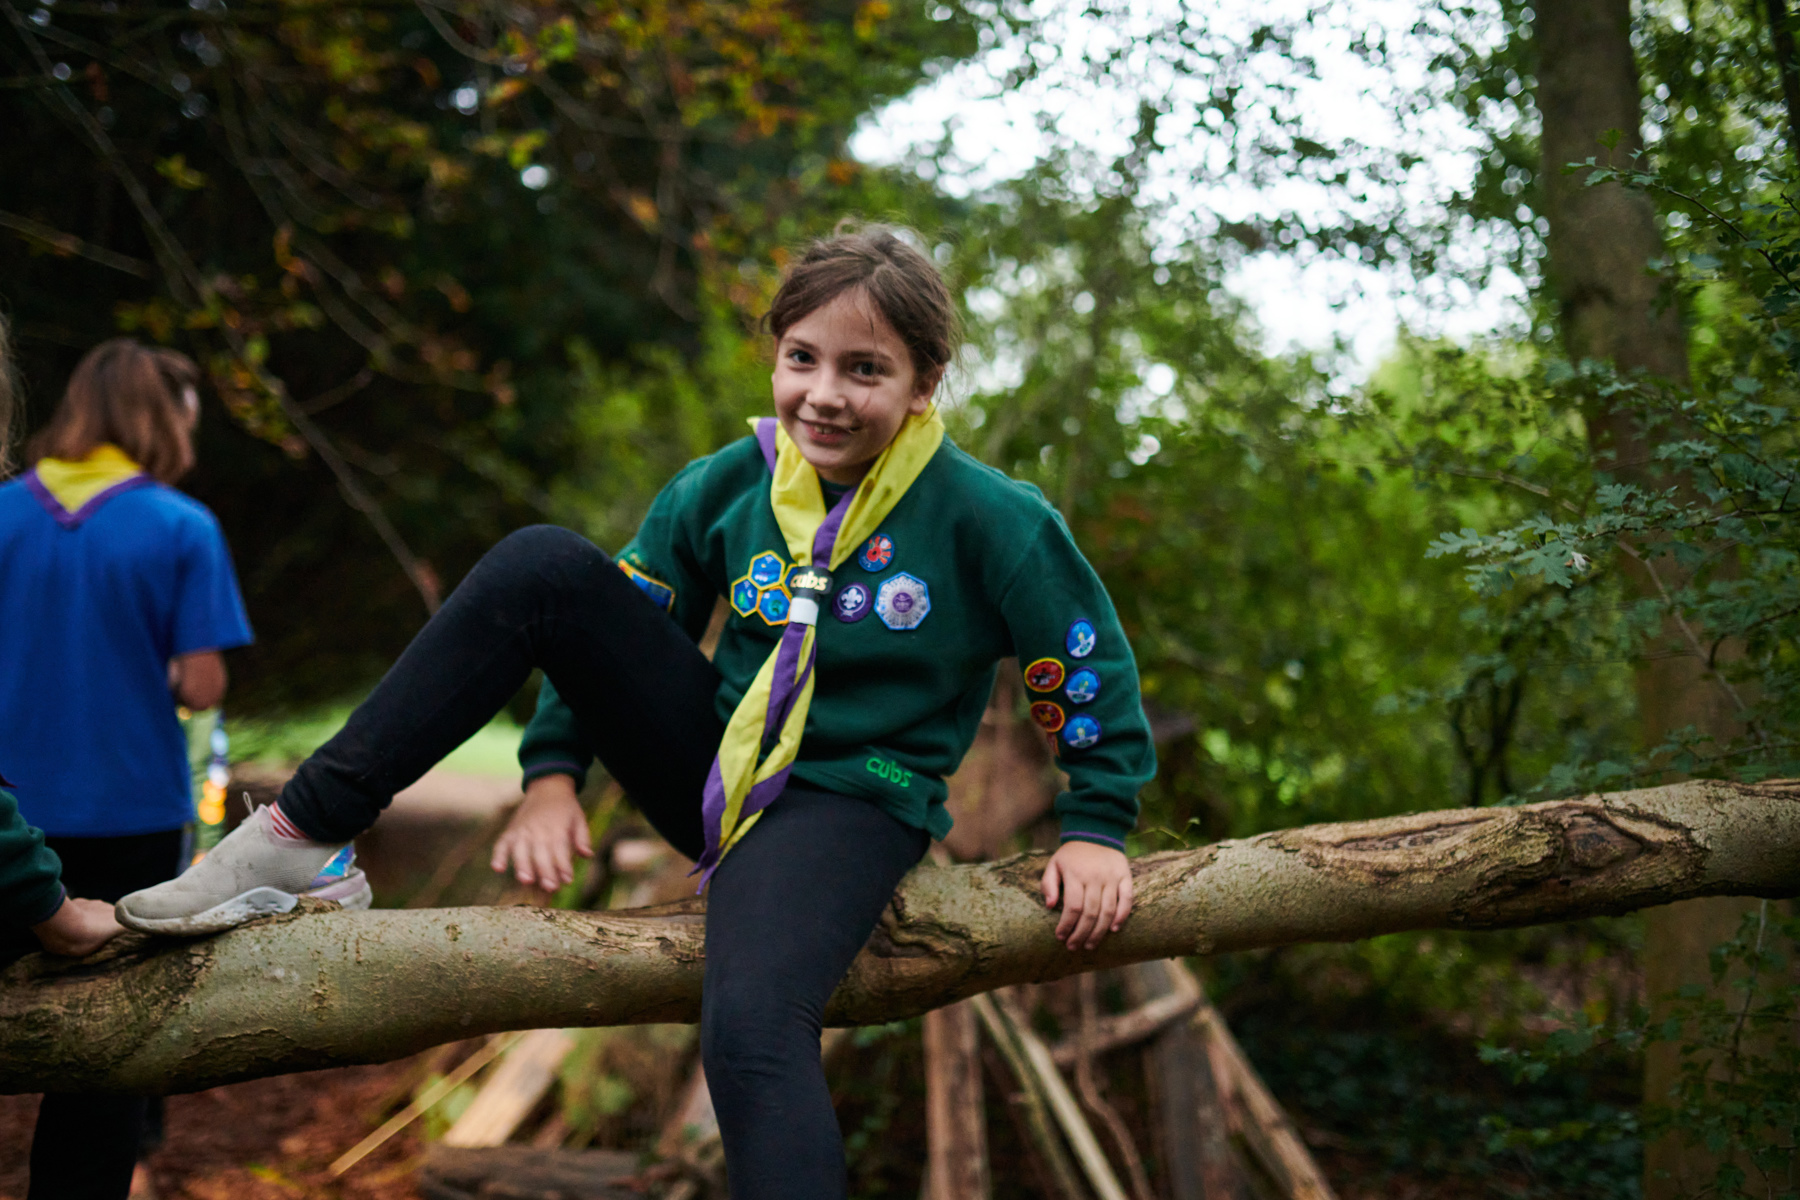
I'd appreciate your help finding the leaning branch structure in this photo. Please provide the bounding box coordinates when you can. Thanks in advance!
[3,780,1795,1094]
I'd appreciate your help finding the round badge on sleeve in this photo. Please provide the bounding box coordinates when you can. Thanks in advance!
[858,533,895,572]
[1030,701,1066,733]
[876,572,930,630]
[1062,713,1101,749]
[1066,619,1097,659]
[1024,657,1065,692]
[833,582,872,623]
[1064,668,1101,705]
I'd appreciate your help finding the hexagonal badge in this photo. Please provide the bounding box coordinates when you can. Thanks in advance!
[749,551,786,587]
[730,576,760,617]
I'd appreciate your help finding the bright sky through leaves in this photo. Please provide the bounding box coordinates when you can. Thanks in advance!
[851,0,1528,375]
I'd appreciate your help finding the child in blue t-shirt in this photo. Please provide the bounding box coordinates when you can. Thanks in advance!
[0,337,254,1199]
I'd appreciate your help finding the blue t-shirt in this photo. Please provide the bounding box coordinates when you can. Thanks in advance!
[0,474,253,836]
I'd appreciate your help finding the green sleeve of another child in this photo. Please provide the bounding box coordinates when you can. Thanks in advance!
[998,514,1156,849]
[0,788,65,929]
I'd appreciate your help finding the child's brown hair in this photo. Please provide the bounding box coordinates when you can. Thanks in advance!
[766,224,961,384]
[29,339,200,484]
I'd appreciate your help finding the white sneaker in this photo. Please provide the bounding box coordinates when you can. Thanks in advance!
[116,806,371,935]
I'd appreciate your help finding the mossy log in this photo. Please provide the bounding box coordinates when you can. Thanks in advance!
[2,780,1796,1095]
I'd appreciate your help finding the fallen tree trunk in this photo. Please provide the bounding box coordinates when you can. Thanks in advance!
[3,780,1796,1095]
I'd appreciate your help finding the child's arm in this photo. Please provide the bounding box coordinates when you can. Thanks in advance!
[997,513,1158,950]
[0,784,71,936]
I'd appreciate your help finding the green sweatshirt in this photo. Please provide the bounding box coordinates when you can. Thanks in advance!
[520,435,1155,847]
[0,782,66,929]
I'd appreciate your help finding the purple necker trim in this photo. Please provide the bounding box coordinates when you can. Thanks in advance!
[24,468,154,530]
[693,464,855,888]
[755,417,780,473]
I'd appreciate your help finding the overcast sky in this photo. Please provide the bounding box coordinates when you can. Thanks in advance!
[850,0,1526,377]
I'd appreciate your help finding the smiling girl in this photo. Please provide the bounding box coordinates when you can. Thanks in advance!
[118,226,1154,1198]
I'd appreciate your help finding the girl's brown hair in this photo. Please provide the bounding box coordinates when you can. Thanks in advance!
[766,224,961,385]
[28,339,199,484]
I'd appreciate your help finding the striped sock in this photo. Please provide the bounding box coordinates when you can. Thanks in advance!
[266,804,314,844]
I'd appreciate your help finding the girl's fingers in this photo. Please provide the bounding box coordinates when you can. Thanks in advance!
[1041,859,1062,909]
[1054,878,1084,943]
[1067,888,1102,949]
[1087,881,1120,949]
[1115,871,1134,930]
[490,832,513,876]
[531,839,561,892]
[573,814,594,859]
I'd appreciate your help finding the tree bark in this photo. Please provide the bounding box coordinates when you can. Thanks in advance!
[1,780,1795,1097]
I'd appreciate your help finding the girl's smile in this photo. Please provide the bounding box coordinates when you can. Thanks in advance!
[772,289,941,486]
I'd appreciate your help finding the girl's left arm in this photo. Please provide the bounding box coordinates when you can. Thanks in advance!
[996,514,1157,951]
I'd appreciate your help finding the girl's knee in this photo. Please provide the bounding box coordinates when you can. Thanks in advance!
[477,526,608,594]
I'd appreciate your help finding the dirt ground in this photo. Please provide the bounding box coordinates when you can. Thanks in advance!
[0,1059,426,1200]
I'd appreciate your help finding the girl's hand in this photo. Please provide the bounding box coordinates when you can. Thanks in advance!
[1040,840,1134,951]
[34,896,124,957]
[492,775,593,892]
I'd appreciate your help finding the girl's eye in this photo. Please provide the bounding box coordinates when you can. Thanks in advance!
[851,361,880,377]
[788,349,814,365]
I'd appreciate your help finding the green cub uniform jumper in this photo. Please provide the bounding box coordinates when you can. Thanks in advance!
[520,434,1154,848]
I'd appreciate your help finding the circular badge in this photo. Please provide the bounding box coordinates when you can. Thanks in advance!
[1024,657,1066,693]
[833,582,872,623]
[1064,668,1101,705]
[858,533,895,572]
[1062,714,1102,750]
[1030,701,1067,733]
[757,586,791,625]
[876,572,931,631]
[1066,618,1097,659]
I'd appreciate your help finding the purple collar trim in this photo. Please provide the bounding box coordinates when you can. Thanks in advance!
[23,468,154,530]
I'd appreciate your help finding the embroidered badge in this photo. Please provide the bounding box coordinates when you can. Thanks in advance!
[858,533,895,572]
[1024,658,1066,692]
[619,561,676,612]
[1065,668,1101,705]
[749,551,786,587]
[730,576,760,618]
[1062,714,1102,750]
[1030,701,1067,733]
[757,586,791,626]
[833,582,872,623]
[1066,619,1097,659]
[876,572,931,631]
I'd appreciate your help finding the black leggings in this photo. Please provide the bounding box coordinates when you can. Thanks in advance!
[281,526,927,1198]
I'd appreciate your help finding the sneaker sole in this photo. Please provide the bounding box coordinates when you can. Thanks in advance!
[117,871,373,936]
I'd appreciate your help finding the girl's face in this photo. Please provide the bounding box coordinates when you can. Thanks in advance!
[773,289,940,486]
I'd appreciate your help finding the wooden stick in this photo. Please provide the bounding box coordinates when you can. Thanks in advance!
[1073,973,1156,1200]
[970,993,1089,1200]
[1125,961,1247,1200]
[991,990,1131,1200]
[329,1030,523,1176]
[1049,978,1201,1067]
[442,1027,575,1148]
[924,999,990,1200]
[1167,960,1337,1200]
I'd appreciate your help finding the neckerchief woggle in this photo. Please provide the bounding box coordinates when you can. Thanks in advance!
[692,407,945,887]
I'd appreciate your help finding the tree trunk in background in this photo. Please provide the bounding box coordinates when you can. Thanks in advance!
[924,1001,991,1200]
[1536,3,1765,1193]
